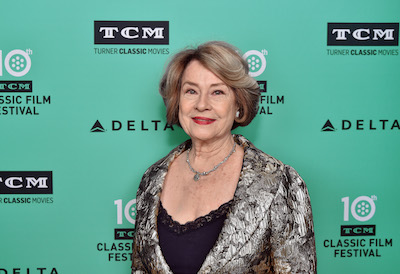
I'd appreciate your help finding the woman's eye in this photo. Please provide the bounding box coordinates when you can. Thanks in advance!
[214,90,224,95]
[185,89,196,95]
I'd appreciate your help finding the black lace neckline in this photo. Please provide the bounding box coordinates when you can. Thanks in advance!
[158,200,233,235]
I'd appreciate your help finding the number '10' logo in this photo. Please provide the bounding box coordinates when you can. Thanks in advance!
[342,196,376,222]
[114,199,136,225]
[0,49,32,77]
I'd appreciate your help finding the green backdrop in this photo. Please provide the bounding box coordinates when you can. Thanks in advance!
[1,0,399,273]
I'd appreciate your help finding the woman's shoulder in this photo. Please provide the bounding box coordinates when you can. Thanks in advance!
[138,139,191,189]
[236,134,285,171]
[237,134,304,187]
[146,139,191,171]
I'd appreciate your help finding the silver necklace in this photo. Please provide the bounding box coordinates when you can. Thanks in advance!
[186,142,236,181]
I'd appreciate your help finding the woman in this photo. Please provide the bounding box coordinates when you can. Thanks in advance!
[132,41,316,273]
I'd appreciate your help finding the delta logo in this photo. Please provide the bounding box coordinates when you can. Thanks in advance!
[90,120,106,132]
[321,119,400,132]
[90,119,174,132]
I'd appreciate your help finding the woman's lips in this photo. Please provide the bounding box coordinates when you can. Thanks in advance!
[192,116,216,125]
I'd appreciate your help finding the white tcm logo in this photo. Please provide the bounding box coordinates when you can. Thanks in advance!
[243,49,267,77]
[0,177,49,188]
[332,29,395,41]
[99,27,165,39]
[0,49,32,77]
[342,195,377,222]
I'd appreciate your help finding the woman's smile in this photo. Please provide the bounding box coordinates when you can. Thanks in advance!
[192,116,216,125]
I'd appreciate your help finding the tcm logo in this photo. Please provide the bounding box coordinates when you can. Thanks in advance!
[94,21,169,45]
[341,225,376,237]
[328,23,399,46]
[0,171,53,194]
[243,49,267,77]
[257,81,267,92]
[0,49,32,77]
[0,81,32,92]
[114,228,135,240]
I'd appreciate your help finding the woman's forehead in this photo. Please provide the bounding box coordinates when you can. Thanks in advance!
[181,60,226,86]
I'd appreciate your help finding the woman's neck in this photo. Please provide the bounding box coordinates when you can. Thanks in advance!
[188,134,236,171]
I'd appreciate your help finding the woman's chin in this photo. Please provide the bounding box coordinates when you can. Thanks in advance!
[187,130,231,143]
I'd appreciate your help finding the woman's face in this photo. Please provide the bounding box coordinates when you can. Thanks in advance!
[178,60,237,143]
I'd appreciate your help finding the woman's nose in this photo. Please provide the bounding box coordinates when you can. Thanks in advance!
[195,92,211,111]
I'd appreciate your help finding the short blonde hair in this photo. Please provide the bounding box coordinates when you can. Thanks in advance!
[159,41,260,129]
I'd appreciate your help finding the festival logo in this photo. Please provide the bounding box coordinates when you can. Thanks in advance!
[242,49,285,116]
[323,194,394,258]
[0,49,33,93]
[0,48,52,116]
[96,198,136,262]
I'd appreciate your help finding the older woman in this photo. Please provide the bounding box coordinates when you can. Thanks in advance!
[132,41,316,273]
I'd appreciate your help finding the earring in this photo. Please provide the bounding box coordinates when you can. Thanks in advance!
[236,111,240,118]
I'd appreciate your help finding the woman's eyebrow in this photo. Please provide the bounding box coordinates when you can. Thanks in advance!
[182,81,226,87]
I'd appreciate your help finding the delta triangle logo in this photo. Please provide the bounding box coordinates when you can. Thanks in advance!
[321,119,336,132]
[90,120,106,132]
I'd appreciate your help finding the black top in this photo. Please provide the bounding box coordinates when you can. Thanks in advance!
[157,200,233,274]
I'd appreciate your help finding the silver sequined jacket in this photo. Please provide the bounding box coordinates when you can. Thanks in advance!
[132,135,317,273]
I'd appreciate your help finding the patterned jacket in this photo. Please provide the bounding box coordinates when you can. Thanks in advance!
[132,135,317,273]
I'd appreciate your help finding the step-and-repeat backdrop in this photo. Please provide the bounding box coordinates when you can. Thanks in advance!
[1,0,399,273]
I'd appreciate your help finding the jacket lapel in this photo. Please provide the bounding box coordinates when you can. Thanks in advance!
[138,142,190,273]
[199,136,282,272]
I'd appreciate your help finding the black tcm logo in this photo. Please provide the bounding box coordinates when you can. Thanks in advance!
[94,21,169,45]
[321,120,336,132]
[0,171,53,194]
[115,229,135,240]
[257,81,267,93]
[91,120,106,132]
[341,225,376,236]
[0,81,32,92]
